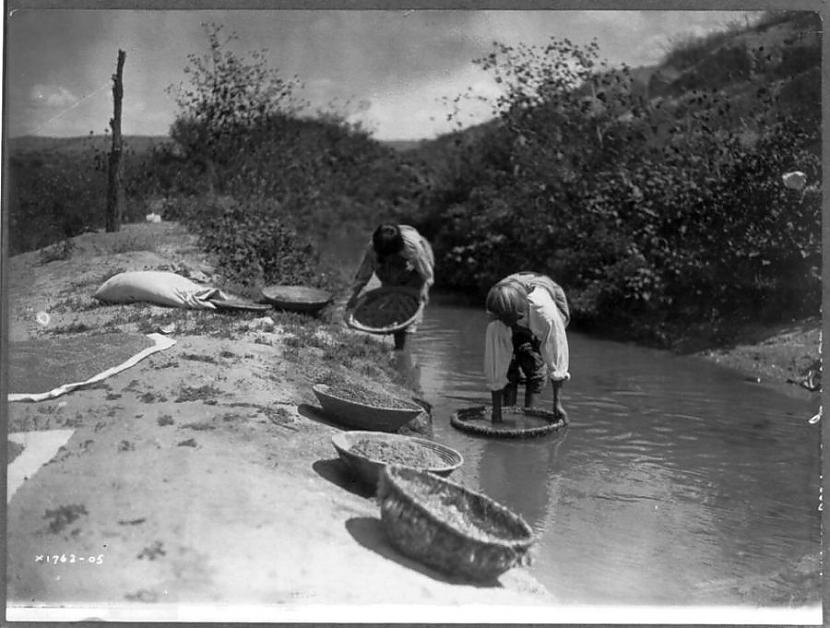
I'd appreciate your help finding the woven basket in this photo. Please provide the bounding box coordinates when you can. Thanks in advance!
[332,431,463,487]
[346,287,423,334]
[312,384,423,432]
[261,285,332,314]
[377,465,536,582]
[451,406,566,439]
[208,295,272,312]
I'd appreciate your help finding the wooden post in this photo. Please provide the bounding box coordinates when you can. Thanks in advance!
[106,49,126,233]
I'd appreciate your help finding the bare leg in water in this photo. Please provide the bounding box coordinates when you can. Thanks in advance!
[552,380,567,423]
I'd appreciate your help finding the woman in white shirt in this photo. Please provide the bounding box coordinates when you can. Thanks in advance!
[483,272,570,423]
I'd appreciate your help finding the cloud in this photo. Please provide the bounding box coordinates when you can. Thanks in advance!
[358,65,503,140]
[7,9,767,140]
[30,84,78,109]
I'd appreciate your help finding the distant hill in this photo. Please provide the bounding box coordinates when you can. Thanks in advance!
[407,10,821,171]
[7,135,173,156]
[9,12,819,165]
[380,139,426,152]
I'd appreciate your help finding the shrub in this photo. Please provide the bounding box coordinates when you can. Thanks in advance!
[419,24,821,345]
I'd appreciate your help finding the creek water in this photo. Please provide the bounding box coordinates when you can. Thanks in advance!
[394,300,821,607]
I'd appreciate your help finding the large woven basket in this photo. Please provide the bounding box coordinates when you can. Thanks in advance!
[208,295,272,312]
[332,431,463,488]
[261,285,332,314]
[377,465,536,582]
[312,383,423,432]
[346,286,423,334]
[451,406,566,439]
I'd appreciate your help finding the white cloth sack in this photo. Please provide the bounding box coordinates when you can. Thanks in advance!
[93,271,225,309]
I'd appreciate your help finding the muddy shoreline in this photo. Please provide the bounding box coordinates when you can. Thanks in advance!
[4,222,821,619]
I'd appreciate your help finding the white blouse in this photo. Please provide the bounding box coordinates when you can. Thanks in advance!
[483,286,570,391]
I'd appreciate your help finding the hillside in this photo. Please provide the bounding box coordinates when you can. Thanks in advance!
[4,11,821,355]
[407,10,820,176]
[7,134,173,156]
[397,10,821,350]
[6,12,821,166]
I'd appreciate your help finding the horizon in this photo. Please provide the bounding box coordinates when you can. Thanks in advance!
[6,132,432,145]
[6,9,764,142]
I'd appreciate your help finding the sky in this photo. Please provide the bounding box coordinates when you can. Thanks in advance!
[5,9,765,141]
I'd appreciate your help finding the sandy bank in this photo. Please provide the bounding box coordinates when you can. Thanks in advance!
[5,222,552,620]
[5,222,820,620]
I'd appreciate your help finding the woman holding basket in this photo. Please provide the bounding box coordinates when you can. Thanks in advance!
[346,224,434,351]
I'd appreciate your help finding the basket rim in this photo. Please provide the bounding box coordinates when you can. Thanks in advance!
[379,464,536,548]
[451,405,566,439]
[313,383,423,414]
[261,284,332,304]
[345,286,424,334]
[331,430,463,473]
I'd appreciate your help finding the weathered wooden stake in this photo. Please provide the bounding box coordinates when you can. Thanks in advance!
[105,49,126,233]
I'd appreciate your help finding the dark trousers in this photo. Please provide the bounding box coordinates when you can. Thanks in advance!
[505,327,545,396]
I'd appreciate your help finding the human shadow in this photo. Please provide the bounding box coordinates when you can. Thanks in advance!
[345,516,503,588]
[311,457,376,499]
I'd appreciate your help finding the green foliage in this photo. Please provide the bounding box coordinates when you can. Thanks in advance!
[8,22,422,302]
[660,21,748,71]
[417,22,821,345]
[153,22,424,289]
[175,195,319,288]
[7,145,103,255]
[39,238,76,264]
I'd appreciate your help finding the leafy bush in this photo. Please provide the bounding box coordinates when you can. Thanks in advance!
[416,23,821,346]
[8,22,422,303]
[7,148,103,255]
[39,238,76,264]
[174,195,318,288]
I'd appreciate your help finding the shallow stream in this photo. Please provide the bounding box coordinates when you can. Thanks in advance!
[397,300,821,606]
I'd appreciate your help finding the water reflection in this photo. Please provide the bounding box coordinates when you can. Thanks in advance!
[401,301,821,606]
[477,432,568,533]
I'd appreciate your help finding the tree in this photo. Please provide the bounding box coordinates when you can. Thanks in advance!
[427,27,821,343]
[166,22,304,193]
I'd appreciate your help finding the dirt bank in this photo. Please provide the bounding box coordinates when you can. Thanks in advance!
[693,318,821,394]
[5,222,821,620]
[5,222,551,620]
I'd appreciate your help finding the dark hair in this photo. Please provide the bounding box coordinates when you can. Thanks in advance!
[372,224,404,258]
[486,279,528,325]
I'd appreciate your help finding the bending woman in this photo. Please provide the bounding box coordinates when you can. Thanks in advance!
[483,272,570,423]
[347,224,434,350]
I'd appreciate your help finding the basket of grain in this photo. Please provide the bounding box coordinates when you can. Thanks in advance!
[261,285,332,314]
[377,465,536,582]
[312,383,424,432]
[331,431,463,487]
[346,286,423,334]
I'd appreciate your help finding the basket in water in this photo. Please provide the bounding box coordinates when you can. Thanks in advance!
[451,406,566,439]
[331,431,463,487]
[346,286,423,334]
[312,383,424,432]
[377,465,536,582]
[261,285,332,314]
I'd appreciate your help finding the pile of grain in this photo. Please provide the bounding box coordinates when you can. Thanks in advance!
[354,291,418,328]
[328,383,417,409]
[351,438,446,468]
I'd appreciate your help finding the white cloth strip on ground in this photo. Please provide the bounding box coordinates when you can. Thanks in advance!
[8,333,177,402]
